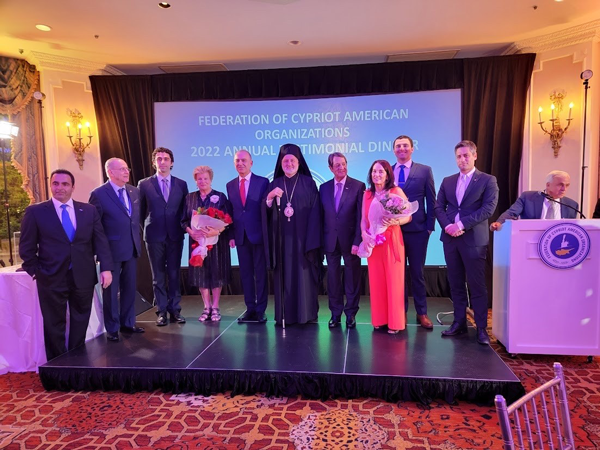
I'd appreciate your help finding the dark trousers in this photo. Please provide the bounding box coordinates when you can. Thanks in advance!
[403,230,430,315]
[103,257,137,333]
[325,240,362,317]
[147,239,184,315]
[36,270,94,361]
[443,237,489,328]
[237,233,268,314]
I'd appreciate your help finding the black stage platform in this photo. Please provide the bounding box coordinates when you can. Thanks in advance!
[39,296,524,405]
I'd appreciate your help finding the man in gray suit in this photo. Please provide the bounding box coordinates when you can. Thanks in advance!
[490,170,578,231]
[392,135,436,329]
[320,152,366,329]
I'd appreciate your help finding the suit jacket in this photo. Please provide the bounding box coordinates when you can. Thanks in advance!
[89,182,142,262]
[226,173,269,245]
[19,200,113,289]
[393,162,436,233]
[497,191,579,223]
[434,169,499,247]
[319,176,366,253]
[138,174,188,243]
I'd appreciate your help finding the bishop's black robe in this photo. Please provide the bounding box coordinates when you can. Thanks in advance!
[263,173,321,325]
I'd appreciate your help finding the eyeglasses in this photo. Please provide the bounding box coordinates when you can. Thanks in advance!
[113,167,131,173]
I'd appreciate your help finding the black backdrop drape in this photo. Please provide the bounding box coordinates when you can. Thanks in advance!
[90,54,536,302]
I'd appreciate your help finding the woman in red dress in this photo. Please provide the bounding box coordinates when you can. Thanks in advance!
[360,160,411,334]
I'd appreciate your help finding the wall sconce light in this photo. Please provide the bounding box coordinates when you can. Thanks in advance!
[538,90,573,157]
[66,108,93,170]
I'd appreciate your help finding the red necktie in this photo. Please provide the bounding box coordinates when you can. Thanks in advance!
[240,178,246,206]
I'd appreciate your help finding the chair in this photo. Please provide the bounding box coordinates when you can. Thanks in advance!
[495,362,575,450]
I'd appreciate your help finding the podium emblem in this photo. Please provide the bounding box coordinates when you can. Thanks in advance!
[538,223,590,269]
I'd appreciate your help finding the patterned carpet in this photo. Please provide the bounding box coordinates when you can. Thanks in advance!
[1,332,599,449]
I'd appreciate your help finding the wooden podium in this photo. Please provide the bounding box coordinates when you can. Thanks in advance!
[492,219,600,357]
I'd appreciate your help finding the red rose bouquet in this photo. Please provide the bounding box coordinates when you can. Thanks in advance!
[189,206,233,267]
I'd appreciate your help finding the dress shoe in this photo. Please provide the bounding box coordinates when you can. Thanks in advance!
[328,315,341,328]
[416,314,434,329]
[238,311,257,322]
[170,313,186,324]
[441,321,468,337]
[120,326,145,333]
[257,313,268,323]
[477,327,491,345]
[156,314,168,327]
[346,316,356,329]
[106,332,119,342]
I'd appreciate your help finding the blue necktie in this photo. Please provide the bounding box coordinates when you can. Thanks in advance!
[61,204,75,241]
[118,188,130,215]
[398,165,406,188]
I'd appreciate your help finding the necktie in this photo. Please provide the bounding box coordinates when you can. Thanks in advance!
[398,165,406,188]
[545,200,557,219]
[61,204,75,241]
[456,174,467,205]
[118,188,130,215]
[240,178,246,206]
[162,178,169,202]
[334,182,342,212]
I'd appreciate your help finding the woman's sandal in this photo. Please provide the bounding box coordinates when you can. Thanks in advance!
[210,308,221,322]
[387,329,400,334]
[198,308,211,322]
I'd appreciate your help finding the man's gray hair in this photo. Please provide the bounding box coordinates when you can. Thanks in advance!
[546,170,570,184]
[104,157,121,176]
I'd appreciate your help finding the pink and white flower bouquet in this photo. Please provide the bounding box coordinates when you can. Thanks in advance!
[357,193,418,258]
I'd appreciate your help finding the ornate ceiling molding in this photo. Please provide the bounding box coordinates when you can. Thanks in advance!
[503,20,600,55]
[29,51,125,75]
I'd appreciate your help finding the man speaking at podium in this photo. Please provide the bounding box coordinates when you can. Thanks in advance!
[490,170,578,231]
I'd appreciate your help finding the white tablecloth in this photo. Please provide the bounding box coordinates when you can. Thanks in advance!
[0,265,104,374]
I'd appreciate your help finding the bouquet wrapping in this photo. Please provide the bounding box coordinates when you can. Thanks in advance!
[189,206,232,267]
[357,193,418,258]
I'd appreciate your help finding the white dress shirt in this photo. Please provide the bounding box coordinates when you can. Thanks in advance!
[541,197,560,219]
[109,180,131,211]
[450,167,476,231]
[239,172,252,192]
[52,197,77,229]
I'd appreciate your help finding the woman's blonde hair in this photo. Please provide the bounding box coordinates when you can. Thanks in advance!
[193,165,213,181]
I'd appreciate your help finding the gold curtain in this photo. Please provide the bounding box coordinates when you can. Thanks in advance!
[0,57,46,203]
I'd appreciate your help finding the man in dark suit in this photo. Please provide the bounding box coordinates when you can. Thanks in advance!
[138,147,189,326]
[19,169,113,361]
[89,158,144,342]
[391,135,436,329]
[490,170,578,231]
[434,140,498,345]
[319,152,366,329]
[226,150,270,323]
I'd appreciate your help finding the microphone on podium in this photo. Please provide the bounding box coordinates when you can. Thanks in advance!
[539,191,586,219]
